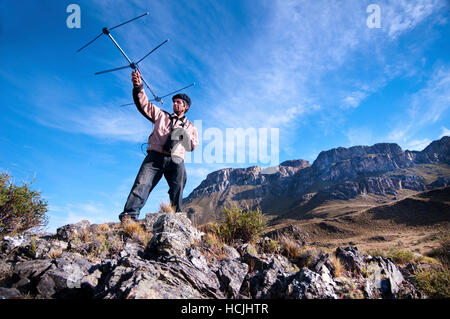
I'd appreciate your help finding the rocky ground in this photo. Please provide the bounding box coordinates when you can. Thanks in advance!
[0,212,435,299]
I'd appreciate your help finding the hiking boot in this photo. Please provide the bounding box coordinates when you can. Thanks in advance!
[119,212,138,222]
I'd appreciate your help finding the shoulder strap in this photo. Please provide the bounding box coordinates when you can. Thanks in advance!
[168,114,187,131]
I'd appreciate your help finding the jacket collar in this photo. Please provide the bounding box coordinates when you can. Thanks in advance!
[170,113,187,123]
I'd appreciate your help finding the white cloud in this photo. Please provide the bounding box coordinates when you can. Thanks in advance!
[385,0,446,39]
[405,138,432,151]
[342,91,368,109]
[46,201,118,233]
[385,65,450,149]
[28,76,151,143]
[411,66,450,126]
[38,104,151,143]
[440,127,450,138]
[29,0,448,148]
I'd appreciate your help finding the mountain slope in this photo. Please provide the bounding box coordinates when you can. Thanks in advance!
[184,136,450,226]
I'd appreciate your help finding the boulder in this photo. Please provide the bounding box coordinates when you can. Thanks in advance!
[286,267,338,299]
[144,213,201,259]
[336,246,366,273]
[56,220,90,242]
[240,255,296,299]
[35,254,97,298]
[363,255,405,298]
[216,257,248,298]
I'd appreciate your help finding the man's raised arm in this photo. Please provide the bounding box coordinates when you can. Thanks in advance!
[131,71,162,123]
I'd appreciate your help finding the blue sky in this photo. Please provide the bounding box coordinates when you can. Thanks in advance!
[1,0,449,232]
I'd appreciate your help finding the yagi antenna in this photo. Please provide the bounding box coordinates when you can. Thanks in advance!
[120,82,196,107]
[77,12,194,105]
[77,12,149,53]
[93,38,169,101]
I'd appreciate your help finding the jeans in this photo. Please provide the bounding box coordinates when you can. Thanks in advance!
[119,151,187,220]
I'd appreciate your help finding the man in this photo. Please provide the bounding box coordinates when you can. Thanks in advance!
[119,70,199,221]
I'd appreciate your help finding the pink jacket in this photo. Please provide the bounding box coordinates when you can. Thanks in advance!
[133,85,199,160]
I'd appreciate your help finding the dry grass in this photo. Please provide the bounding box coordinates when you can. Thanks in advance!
[203,232,223,248]
[279,236,302,260]
[121,218,152,245]
[198,222,220,234]
[428,232,450,266]
[159,201,175,214]
[330,253,344,277]
[97,223,110,233]
[46,248,63,259]
[77,228,90,243]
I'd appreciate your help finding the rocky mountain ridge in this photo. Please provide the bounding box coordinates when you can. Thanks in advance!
[0,213,424,299]
[184,136,450,223]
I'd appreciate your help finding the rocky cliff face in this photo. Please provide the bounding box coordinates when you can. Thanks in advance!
[0,214,421,299]
[413,136,450,164]
[187,159,310,200]
[184,137,450,221]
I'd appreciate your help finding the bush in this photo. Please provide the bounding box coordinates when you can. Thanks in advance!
[216,206,267,244]
[415,268,450,299]
[367,248,419,265]
[429,233,450,266]
[279,235,302,260]
[388,249,417,265]
[0,172,48,237]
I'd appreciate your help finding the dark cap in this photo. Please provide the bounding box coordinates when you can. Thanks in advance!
[172,93,191,107]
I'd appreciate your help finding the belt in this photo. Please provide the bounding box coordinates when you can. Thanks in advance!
[150,150,172,157]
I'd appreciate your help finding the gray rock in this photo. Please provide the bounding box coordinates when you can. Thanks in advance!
[240,255,296,299]
[0,210,424,299]
[216,257,248,298]
[120,268,204,299]
[37,265,82,297]
[0,260,12,281]
[144,212,166,231]
[239,243,270,273]
[222,244,241,260]
[119,242,141,258]
[101,255,223,299]
[56,220,90,242]
[14,259,54,281]
[2,235,30,251]
[336,246,366,273]
[265,225,309,242]
[2,235,31,256]
[416,136,450,164]
[144,213,201,259]
[0,287,21,299]
[25,238,68,260]
[11,277,31,290]
[310,252,336,278]
[363,256,405,298]
[286,268,338,299]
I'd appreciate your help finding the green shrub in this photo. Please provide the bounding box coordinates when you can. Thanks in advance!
[216,206,267,244]
[368,248,418,265]
[0,172,48,237]
[415,268,450,299]
[388,249,417,265]
[264,239,280,254]
[429,233,450,266]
